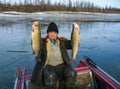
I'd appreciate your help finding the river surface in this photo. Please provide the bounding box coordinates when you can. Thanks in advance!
[0,12,120,89]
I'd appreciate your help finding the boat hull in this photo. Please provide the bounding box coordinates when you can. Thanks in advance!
[14,56,120,89]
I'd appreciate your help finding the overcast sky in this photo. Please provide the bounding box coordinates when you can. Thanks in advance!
[86,0,120,8]
[2,0,120,8]
[56,0,120,8]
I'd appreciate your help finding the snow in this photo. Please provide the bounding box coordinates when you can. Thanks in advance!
[0,11,120,23]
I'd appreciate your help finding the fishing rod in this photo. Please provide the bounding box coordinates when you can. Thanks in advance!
[85,56,120,86]
[7,50,29,53]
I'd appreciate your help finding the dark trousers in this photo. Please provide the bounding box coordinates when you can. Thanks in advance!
[43,64,77,89]
[31,62,77,89]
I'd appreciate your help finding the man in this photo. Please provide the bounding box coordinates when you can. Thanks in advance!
[31,22,77,89]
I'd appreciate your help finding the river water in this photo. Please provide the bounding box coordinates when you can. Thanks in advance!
[0,12,120,89]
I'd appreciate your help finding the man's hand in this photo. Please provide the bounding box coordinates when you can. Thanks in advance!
[70,59,76,64]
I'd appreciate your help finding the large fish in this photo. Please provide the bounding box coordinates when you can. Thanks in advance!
[71,23,80,62]
[31,21,41,58]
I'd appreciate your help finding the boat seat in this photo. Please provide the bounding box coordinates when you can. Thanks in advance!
[74,67,95,89]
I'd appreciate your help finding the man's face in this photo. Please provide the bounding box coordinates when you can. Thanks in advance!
[48,31,58,40]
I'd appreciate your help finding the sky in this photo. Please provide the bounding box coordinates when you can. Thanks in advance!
[1,0,120,8]
[56,0,120,8]
[86,0,120,8]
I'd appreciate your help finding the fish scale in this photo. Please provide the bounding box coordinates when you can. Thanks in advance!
[31,21,41,57]
[71,23,80,62]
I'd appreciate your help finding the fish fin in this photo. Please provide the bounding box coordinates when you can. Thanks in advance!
[35,55,41,62]
[71,32,73,46]
[32,50,35,55]
[32,29,34,32]
[71,26,74,40]
[31,39,32,46]
[78,42,80,47]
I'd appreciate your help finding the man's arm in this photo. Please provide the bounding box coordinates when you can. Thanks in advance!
[65,40,72,49]
[58,37,72,49]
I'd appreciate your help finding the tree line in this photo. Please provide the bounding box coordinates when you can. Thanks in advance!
[0,0,120,13]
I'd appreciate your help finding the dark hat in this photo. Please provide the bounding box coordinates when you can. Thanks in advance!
[47,22,58,33]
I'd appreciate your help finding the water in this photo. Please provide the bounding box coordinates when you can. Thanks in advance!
[0,20,120,89]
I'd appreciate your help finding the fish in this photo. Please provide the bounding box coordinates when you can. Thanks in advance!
[71,23,80,62]
[31,21,41,58]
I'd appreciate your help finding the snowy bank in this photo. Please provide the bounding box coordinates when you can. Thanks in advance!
[0,11,120,23]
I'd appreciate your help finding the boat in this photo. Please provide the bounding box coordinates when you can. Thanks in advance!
[14,56,120,89]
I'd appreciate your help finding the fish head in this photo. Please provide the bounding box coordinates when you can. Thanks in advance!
[73,23,79,31]
[32,21,40,32]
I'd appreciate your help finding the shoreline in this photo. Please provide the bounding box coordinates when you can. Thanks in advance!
[1,11,120,15]
[0,11,120,23]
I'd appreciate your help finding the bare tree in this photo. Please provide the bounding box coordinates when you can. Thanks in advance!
[68,0,72,8]
[34,0,40,5]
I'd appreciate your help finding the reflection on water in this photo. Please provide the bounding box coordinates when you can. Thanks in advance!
[0,21,120,89]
